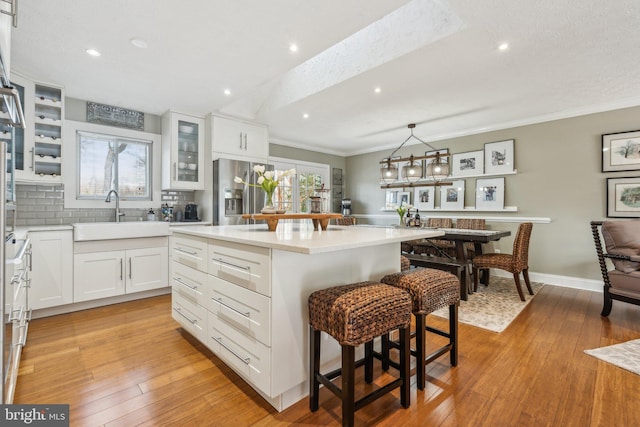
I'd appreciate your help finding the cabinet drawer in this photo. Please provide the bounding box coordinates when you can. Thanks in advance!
[172,261,207,305]
[207,311,271,396]
[172,235,208,272]
[172,290,207,342]
[208,241,270,297]
[205,275,271,346]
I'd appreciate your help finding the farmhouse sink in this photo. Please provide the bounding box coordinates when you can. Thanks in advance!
[73,221,170,241]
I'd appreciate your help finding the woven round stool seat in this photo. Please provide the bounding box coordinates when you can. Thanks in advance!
[380,268,460,315]
[308,281,411,346]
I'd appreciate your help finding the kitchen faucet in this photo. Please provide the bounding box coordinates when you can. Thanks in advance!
[105,189,125,223]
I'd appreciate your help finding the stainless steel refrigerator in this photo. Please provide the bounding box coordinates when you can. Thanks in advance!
[213,158,273,225]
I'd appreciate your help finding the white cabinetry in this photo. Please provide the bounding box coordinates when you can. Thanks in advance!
[28,229,73,310]
[209,114,268,162]
[74,237,168,303]
[6,74,64,183]
[161,111,205,190]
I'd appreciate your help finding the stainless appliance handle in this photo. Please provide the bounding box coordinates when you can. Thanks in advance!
[213,336,250,365]
[0,0,18,27]
[0,86,25,128]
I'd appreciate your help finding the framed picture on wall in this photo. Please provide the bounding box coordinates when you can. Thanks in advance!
[484,139,514,174]
[385,190,399,209]
[398,191,411,207]
[414,187,435,210]
[439,180,465,210]
[602,130,640,172]
[475,177,505,210]
[607,176,640,218]
[452,150,484,177]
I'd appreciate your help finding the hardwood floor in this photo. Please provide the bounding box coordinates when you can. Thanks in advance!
[15,285,640,426]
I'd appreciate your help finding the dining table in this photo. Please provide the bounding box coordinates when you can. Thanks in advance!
[406,227,511,299]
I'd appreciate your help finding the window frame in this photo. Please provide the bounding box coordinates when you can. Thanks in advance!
[63,120,162,209]
[269,157,330,213]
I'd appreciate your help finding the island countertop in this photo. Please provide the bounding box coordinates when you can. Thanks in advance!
[170,223,444,254]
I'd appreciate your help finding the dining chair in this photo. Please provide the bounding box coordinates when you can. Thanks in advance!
[455,218,486,258]
[335,217,356,226]
[472,222,534,301]
[591,220,640,316]
[411,218,454,256]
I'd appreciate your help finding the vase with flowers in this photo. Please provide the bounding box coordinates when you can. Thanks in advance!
[234,165,296,214]
[394,202,413,226]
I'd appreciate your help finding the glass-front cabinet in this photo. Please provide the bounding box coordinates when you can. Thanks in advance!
[8,73,64,183]
[161,111,204,190]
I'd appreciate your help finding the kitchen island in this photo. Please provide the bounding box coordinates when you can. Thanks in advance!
[170,223,443,411]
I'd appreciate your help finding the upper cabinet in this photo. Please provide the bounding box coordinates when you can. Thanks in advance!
[162,111,205,190]
[209,114,268,162]
[4,74,64,183]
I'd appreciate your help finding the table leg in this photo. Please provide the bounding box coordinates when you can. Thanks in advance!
[474,242,489,285]
[455,241,473,296]
[319,219,330,230]
[266,218,279,231]
[311,219,319,231]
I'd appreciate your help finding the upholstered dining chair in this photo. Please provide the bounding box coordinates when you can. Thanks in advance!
[411,218,454,256]
[472,222,534,301]
[335,217,356,226]
[591,220,640,316]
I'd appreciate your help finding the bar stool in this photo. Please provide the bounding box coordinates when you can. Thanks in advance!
[308,281,412,427]
[379,268,460,390]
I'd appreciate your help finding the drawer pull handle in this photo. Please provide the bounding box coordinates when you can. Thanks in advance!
[213,336,250,365]
[175,247,198,256]
[215,258,250,271]
[216,297,251,318]
[174,277,198,290]
[173,307,197,325]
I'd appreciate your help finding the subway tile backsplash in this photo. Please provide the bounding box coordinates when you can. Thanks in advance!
[15,184,195,226]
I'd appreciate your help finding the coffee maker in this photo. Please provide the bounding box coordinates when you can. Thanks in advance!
[341,198,351,216]
[184,203,199,221]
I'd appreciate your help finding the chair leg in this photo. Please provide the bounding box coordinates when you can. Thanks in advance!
[601,286,613,317]
[342,345,356,427]
[381,333,390,371]
[399,325,410,408]
[364,341,373,383]
[449,303,458,366]
[309,326,320,412]
[523,269,534,295]
[415,313,427,390]
[513,273,526,301]
[473,266,480,292]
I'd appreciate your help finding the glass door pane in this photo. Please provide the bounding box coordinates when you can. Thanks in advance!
[177,120,199,183]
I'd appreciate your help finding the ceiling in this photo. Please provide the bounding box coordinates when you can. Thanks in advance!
[11,0,640,156]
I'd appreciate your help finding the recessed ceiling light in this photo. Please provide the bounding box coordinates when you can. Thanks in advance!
[374,87,381,94]
[302,113,309,119]
[86,48,101,57]
[223,89,231,96]
[289,43,299,53]
[130,38,148,49]
[498,42,509,51]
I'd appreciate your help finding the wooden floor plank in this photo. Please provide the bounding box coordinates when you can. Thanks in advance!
[13,287,640,426]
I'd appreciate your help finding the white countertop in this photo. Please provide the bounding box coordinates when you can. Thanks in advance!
[171,223,444,254]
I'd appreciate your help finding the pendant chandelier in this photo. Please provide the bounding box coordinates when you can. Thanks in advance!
[379,124,451,187]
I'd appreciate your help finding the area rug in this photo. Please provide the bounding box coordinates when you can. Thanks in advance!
[584,339,640,376]
[432,276,544,333]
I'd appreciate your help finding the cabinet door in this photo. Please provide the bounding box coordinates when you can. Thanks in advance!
[162,112,205,190]
[211,115,268,161]
[6,74,34,182]
[29,230,73,310]
[74,251,125,302]
[126,247,169,293]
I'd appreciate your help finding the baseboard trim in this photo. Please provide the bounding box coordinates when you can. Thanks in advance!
[490,270,602,293]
